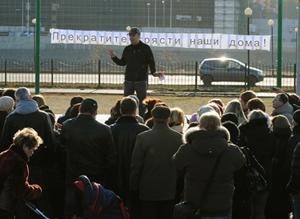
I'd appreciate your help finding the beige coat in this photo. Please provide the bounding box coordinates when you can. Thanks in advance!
[130,122,183,201]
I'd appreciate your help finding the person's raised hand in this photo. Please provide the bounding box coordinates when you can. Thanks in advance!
[108,49,116,58]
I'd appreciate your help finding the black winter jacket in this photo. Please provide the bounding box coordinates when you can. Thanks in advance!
[283,125,300,177]
[112,41,156,82]
[272,127,292,188]
[287,142,300,195]
[0,100,54,167]
[109,116,149,199]
[60,114,116,187]
[239,118,275,190]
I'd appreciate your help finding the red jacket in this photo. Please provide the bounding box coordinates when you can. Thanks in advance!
[0,144,42,212]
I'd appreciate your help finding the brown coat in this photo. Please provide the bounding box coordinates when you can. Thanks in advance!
[0,145,42,212]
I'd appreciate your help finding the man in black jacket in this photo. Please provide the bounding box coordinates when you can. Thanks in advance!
[109,96,149,218]
[60,98,116,219]
[0,87,55,218]
[108,27,164,118]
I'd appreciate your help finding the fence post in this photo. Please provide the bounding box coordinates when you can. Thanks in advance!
[294,63,297,93]
[51,59,54,87]
[195,61,198,91]
[4,59,7,86]
[98,60,101,88]
[244,63,247,91]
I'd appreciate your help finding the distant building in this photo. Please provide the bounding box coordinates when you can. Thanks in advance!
[0,0,256,36]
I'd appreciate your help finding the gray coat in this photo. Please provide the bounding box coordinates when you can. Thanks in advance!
[272,102,293,123]
[130,122,183,201]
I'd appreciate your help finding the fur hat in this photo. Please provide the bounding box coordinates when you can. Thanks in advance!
[272,115,291,129]
[222,121,240,144]
[151,106,170,120]
[293,109,300,125]
[221,112,238,125]
[0,96,14,112]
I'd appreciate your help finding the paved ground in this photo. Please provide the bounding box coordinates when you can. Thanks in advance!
[24,87,277,98]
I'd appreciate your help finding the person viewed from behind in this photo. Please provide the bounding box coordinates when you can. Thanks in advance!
[240,90,257,117]
[32,94,46,108]
[105,99,122,125]
[60,98,116,219]
[0,128,43,219]
[108,27,164,118]
[225,99,247,125]
[0,96,14,136]
[287,141,300,219]
[271,93,293,123]
[0,87,54,218]
[239,110,275,219]
[168,107,185,134]
[208,98,224,115]
[282,109,300,192]
[221,112,239,126]
[247,98,271,128]
[265,115,292,219]
[130,106,183,219]
[57,95,83,125]
[109,97,149,219]
[2,88,17,107]
[173,112,245,219]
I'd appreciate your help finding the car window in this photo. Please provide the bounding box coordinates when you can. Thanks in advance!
[227,61,241,69]
[201,61,211,69]
[214,61,227,69]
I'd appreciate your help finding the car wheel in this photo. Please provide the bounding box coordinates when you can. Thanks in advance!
[248,76,257,87]
[202,75,212,86]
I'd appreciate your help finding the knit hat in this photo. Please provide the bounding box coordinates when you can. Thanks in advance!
[221,112,238,125]
[293,109,300,125]
[128,95,139,106]
[198,105,215,117]
[272,115,291,129]
[151,106,170,120]
[222,121,240,144]
[190,113,199,123]
[0,96,14,112]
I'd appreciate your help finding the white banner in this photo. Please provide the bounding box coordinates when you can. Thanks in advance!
[50,29,271,51]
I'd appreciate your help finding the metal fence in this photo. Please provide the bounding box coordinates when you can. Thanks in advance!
[0,58,296,93]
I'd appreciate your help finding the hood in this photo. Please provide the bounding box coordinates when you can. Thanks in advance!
[15,99,39,115]
[239,117,270,139]
[272,102,293,116]
[183,126,230,156]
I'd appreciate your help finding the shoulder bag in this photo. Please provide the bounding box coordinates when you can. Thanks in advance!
[173,153,224,219]
[241,147,267,192]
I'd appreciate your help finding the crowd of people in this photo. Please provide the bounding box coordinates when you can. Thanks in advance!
[1,87,300,219]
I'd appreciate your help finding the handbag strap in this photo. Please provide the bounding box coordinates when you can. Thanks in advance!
[241,147,251,167]
[198,152,224,210]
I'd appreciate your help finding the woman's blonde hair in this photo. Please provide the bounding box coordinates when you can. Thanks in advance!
[13,127,43,149]
[224,99,247,124]
[169,107,185,127]
[199,112,220,130]
[32,95,46,107]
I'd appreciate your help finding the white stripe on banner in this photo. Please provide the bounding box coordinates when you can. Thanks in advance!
[50,29,271,51]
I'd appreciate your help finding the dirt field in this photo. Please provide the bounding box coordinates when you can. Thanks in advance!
[41,93,274,116]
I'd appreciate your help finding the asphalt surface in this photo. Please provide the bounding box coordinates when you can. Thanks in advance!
[23,88,277,98]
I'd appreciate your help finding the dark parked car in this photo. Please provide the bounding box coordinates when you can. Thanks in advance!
[199,58,264,86]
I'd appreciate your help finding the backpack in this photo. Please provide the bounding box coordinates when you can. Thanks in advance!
[73,175,130,219]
